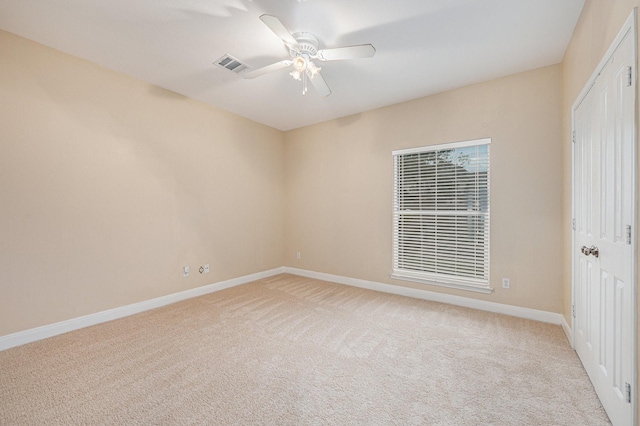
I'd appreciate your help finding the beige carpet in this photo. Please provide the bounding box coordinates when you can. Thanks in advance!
[0,274,610,425]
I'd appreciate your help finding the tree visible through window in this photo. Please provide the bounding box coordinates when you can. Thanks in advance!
[392,138,491,293]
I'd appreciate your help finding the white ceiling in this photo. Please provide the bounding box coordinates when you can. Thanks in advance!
[0,0,584,131]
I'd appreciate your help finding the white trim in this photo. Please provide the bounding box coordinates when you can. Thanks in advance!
[561,315,573,348]
[631,13,639,426]
[285,267,562,325]
[0,267,284,352]
[571,92,577,351]
[392,137,491,156]
[631,11,638,426]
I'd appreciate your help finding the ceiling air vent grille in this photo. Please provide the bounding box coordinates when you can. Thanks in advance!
[214,54,249,73]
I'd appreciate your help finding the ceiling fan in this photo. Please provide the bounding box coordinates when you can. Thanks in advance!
[243,15,376,97]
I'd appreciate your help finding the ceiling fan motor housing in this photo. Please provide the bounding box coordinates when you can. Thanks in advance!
[291,32,319,57]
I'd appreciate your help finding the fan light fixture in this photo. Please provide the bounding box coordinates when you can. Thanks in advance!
[289,55,322,95]
[293,56,307,72]
[289,55,307,81]
[307,62,321,78]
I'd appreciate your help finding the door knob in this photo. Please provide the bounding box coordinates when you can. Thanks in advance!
[581,245,599,258]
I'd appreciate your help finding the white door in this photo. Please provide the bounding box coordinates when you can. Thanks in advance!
[573,21,636,426]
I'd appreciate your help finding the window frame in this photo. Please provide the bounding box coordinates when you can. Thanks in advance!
[391,138,492,294]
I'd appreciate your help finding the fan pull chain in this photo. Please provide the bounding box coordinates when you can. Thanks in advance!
[302,71,308,95]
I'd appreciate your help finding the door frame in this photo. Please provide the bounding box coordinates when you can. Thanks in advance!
[571,8,638,424]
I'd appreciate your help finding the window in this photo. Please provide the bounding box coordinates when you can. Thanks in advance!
[392,138,491,293]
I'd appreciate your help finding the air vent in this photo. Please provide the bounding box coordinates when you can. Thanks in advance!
[214,54,249,74]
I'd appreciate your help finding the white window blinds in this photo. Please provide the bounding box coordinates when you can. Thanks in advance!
[392,139,491,293]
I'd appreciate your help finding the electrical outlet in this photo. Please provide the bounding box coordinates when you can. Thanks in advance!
[204,264,210,273]
[296,251,301,260]
[183,266,190,277]
[502,278,510,289]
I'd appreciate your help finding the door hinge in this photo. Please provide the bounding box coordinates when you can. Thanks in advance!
[627,66,633,87]
[627,225,632,245]
[572,304,576,318]
[626,383,632,403]
[572,131,576,144]
[572,218,576,231]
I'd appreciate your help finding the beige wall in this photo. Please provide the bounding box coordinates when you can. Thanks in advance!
[0,31,285,336]
[561,0,639,411]
[284,64,564,313]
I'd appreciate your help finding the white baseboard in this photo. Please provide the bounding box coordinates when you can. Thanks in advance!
[0,267,284,352]
[284,267,564,325]
[561,315,574,347]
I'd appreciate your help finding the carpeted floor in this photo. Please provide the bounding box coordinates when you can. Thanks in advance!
[0,274,610,425]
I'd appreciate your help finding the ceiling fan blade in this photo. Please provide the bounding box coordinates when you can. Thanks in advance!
[316,44,376,61]
[259,14,300,49]
[308,70,331,97]
[243,60,292,79]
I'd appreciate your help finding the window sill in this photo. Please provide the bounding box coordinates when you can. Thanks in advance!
[390,272,494,294]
